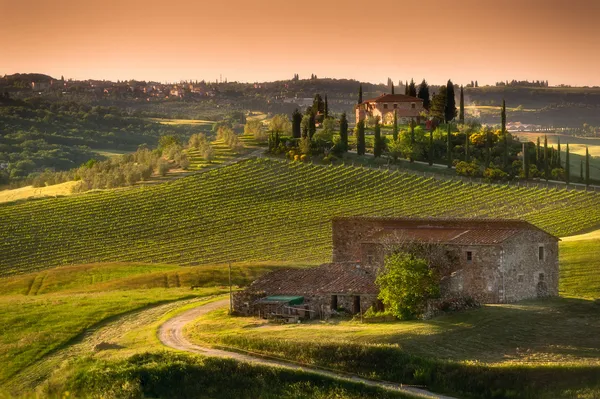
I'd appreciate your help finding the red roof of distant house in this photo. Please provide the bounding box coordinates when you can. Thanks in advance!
[361,93,423,104]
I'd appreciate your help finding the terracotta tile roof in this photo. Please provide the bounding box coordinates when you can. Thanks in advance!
[246,263,378,296]
[361,93,423,104]
[336,217,559,245]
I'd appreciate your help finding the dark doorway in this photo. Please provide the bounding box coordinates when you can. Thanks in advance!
[537,281,548,297]
[331,295,338,311]
[353,295,361,314]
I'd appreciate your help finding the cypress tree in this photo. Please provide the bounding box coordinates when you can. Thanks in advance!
[358,84,363,104]
[417,79,430,110]
[447,124,453,168]
[536,137,541,167]
[374,120,383,158]
[308,111,316,139]
[339,112,349,152]
[544,135,549,181]
[524,144,530,179]
[356,120,366,156]
[444,80,456,123]
[405,80,409,95]
[410,120,416,163]
[580,160,584,183]
[391,82,395,95]
[501,99,508,169]
[428,129,434,166]
[565,143,570,185]
[324,95,329,119]
[557,138,561,168]
[586,146,590,187]
[392,111,398,141]
[408,79,417,97]
[291,108,302,138]
[459,85,465,123]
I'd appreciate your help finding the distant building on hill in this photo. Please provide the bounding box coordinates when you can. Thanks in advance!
[234,217,559,321]
[355,93,424,125]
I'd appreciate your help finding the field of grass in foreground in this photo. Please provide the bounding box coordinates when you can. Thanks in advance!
[2,158,600,276]
[0,261,306,391]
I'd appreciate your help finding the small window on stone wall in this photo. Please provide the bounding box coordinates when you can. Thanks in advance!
[539,273,545,282]
[466,251,473,262]
[538,245,545,261]
[383,103,388,109]
[394,103,398,109]
[517,274,524,283]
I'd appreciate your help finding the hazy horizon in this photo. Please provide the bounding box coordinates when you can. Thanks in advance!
[2,0,599,86]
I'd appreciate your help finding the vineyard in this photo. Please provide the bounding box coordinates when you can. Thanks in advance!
[2,158,600,276]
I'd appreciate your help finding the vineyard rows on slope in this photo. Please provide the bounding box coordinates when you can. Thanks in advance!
[2,158,600,276]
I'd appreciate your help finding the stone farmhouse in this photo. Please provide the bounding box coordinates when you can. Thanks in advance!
[234,217,559,321]
[355,93,425,125]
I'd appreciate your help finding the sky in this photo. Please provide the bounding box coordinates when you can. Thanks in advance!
[1,0,599,86]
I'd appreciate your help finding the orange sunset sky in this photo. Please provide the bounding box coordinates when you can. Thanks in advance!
[1,0,599,86]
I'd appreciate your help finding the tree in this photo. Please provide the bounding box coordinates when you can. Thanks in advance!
[501,99,508,169]
[292,109,302,138]
[387,138,403,162]
[580,160,584,183]
[269,114,292,135]
[586,146,590,187]
[536,137,541,168]
[557,138,562,167]
[417,80,430,110]
[376,252,439,320]
[312,94,324,116]
[524,144,530,179]
[356,120,366,155]
[409,120,416,163]
[444,80,457,123]
[392,111,398,141]
[358,84,363,104]
[543,135,549,180]
[244,120,267,142]
[404,80,409,95]
[429,86,447,122]
[428,128,434,166]
[446,124,453,168]
[308,111,316,139]
[390,81,395,95]
[565,143,570,185]
[459,85,465,123]
[373,120,384,158]
[464,130,470,162]
[408,79,417,97]
[485,126,492,168]
[301,114,310,138]
[324,95,329,119]
[339,112,349,152]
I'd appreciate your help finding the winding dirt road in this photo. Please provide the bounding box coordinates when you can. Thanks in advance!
[158,299,456,399]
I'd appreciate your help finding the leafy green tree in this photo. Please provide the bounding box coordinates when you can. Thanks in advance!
[376,252,440,320]
[269,114,292,135]
[524,144,530,179]
[409,120,416,163]
[417,80,430,110]
[408,79,417,97]
[464,130,470,162]
[565,143,570,184]
[308,111,316,139]
[429,86,447,122]
[339,112,349,152]
[292,109,302,138]
[158,135,181,153]
[428,129,434,166]
[301,114,310,138]
[373,120,384,158]
[444,80,457,123]
[355,120,366,156]
[459,85,465,123]
[312,94,324,116]
[244,120,266,142]
[324,95,329,119]
[387,138,402,162]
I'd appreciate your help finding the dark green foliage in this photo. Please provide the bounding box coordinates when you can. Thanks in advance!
[580,160,584,183]
[356,120,366,156]
[339,112,349,152]
[417,80,430,110]
[392,111,398,141]
[408,79,417,97]
[57,352,408,399]
[464,131,470,162]
[536,137,541,168]
[459,86,465,123]
[324,95,329,119]
[444,80,457,123]
[524,143,530,179]
[429,86,447,122]
[373,121,383,158]
[446,125,453,168]
[308,111,316,139]
[557,138,562,168]
[390,82,395,95]
[292,109,302,139]
[404,80,409,95]
[428,129,434,166]
[358,84,363,104]
[501,100,508,169]
[544,135,549,181]
[565,143,570,184]
[485,128,492,168]
[586,146,590,187]
[312,94,324,116]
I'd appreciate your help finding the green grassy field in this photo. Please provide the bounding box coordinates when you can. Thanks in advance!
[0,261,308,393]
[2,158,600,276]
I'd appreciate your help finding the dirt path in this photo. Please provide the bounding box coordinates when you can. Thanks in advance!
[158,299,456,399]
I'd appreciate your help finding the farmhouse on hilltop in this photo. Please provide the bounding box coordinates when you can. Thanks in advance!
[234,217,559,320]
[355,93,425,125]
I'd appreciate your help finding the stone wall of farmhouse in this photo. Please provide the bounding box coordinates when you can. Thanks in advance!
[500,230,559,301]
[332,218,388,263]
[355,101,424,124]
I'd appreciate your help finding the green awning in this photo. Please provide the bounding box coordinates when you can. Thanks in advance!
[259,296,304,306]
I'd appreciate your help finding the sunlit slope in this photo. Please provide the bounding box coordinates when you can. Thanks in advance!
[2,158,600,276]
